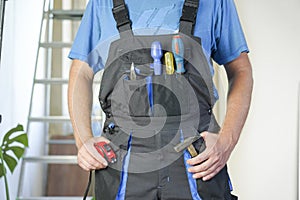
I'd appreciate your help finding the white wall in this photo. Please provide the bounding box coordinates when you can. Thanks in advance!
[0,0,43,199]
[228,0,300,200]
[0,0,300,199]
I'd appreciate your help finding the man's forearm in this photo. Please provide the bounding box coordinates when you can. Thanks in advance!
[68,60,95,149]
[220,53,253,150]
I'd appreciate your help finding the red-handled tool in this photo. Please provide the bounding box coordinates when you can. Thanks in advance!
[94,141,117,164]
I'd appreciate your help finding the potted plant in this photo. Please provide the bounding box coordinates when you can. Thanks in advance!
[0,118,28,200]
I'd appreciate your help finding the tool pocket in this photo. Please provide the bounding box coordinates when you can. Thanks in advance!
[121,76,152,117]
[112,70,192,118]
[151,74,190,116]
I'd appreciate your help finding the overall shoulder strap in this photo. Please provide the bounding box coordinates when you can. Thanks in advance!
[112,0,133,36]
[179,0,200,36]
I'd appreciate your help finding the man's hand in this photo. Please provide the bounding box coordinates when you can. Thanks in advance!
[187,131,233,181]
[77,136,111,171]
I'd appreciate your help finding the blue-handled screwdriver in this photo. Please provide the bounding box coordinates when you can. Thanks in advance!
[151,41,163,75]
[172,35,185,74]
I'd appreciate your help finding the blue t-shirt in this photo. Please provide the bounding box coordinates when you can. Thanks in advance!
[69,0,249,99]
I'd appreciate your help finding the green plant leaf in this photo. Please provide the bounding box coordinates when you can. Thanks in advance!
[5,146,25,160]
[3,153,17,173]
[2,124,24,145]
[1,124,27,200]
[8,133,28,147]
[0,163,5,177]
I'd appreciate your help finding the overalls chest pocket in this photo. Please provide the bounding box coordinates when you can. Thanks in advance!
[111,65,191,118]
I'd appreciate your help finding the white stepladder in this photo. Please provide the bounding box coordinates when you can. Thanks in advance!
[16,0,102,199]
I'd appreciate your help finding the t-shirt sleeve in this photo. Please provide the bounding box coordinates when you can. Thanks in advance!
[68,0,101,72]
[211,0,249,65]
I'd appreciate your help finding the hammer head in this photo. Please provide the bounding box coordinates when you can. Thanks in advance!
[174,135,202,153]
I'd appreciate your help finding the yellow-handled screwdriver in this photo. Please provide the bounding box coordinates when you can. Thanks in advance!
[164,52,175,75]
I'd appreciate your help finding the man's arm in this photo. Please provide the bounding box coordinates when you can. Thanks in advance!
[68,59,108,171]
[187,52,253,181]
[68,60,94,148]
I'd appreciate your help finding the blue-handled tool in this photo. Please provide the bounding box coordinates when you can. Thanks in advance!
[151,41,163,75]
[172,35,185,74]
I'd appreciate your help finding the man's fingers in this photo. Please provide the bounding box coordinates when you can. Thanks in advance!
[86,145,108,166]
[78,157,95,171]
[79,148,105,168]
[84,137,109,166]
[187,149,209,166]
[78,160,89,171]
[188,157,223,181]
[188,155,217,176]
[77,142,108,171]
[184,132,232,181]
[186,131,217,166]
[188,157,212,173]
[78,158,107,171]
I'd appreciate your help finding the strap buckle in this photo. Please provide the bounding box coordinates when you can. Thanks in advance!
[112,4,131,30]
[180,0,199,23]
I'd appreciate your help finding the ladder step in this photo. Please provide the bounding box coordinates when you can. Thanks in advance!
[23,155,77,164]
[34,78,101,85]
[29,116,72,123]
[17,196,93,200]
[29,116,101,123]
[46,9,84,20]
[40,42,72,48]
[35,78,69,84]
[47,139,75,145]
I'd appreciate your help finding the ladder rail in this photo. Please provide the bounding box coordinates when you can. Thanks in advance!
[43,0,54,195]
[0,0,7,65]
[17,0,48,196]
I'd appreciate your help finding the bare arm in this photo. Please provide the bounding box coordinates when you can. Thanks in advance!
[68,60,94,148]
[221,52,253,151]
[68,59,109,171]
[187,52,253,180]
